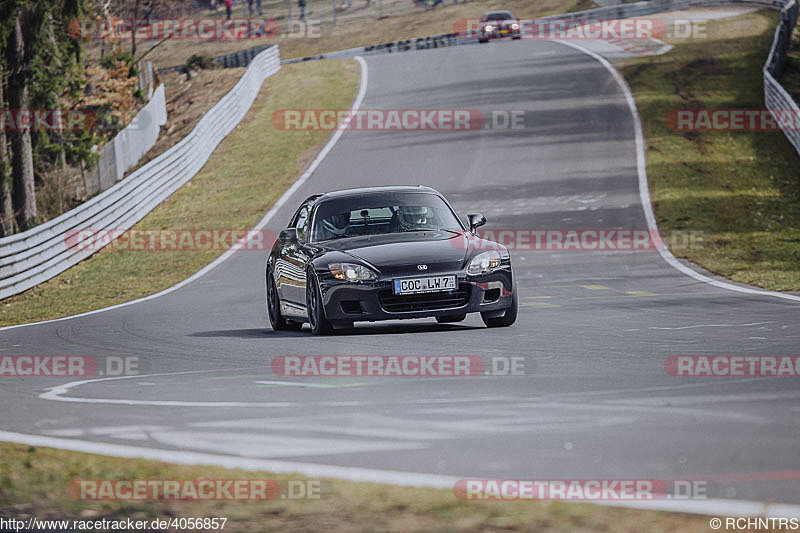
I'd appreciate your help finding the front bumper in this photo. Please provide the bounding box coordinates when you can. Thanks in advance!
[479,28,520,40]
[318,268,513,322]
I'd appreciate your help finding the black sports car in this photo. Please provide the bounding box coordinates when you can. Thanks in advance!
[265,186,517,335]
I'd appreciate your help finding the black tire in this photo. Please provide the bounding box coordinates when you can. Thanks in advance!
[479,38,488,43]
[481,289,517,328]
[306,270,333,335]
[512,35,521,40]
[267,272,302,331]
[436,314,467,323]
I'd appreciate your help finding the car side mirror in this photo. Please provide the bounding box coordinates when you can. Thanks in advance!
[467,213,486,233]
[280,228,299,243]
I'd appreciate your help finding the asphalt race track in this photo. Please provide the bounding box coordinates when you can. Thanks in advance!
[2,40,799,511]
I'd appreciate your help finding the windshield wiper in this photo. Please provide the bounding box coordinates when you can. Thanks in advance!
[397,228,461,234]
[320,234,353,241]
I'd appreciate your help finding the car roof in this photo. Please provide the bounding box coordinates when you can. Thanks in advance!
[483,10,514,16]
[306,185,442,205]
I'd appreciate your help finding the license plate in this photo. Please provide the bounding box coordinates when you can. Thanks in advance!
[394,276,456,295]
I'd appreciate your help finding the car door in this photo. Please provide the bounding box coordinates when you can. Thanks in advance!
[278,203,313,310]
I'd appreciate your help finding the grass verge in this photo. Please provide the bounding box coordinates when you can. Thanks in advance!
[0,58,359,327]
[620,10,800,291]
[0,442,717,532]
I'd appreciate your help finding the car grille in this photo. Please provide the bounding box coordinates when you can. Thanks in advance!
[483,288,501,303]
[340,300,364,315]
[378,284,471,313]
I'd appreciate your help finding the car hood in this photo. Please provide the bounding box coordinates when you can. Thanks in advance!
[315,231,508,272]
[318,231,471,269]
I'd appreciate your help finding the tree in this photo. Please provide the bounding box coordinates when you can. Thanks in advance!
[0,0,88,233]
[4,6,36,229]
[0,64,15,236]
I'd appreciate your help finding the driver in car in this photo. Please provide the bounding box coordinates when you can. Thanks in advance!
[394,205,430,231]
[320,212,351,239]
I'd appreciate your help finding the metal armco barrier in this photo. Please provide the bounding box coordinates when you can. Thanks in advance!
[159,43,276,73]
[0,45,280,301]
[281,32,463,63]
[216,44,275,68]
[764,0,799,153]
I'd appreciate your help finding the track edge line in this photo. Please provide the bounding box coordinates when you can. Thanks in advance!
[0,429,798,518]
[550,39,800,303]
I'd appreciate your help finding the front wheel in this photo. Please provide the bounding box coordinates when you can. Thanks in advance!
[306,270,333,335]
[267,272,302,331]
[481,289,517,328]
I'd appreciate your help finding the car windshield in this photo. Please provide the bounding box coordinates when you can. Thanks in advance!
[311,192,463,242]
[485,12,513,20]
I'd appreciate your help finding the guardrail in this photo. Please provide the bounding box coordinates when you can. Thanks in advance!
[282,33,463,64]
[764,0,799,153]
[159,43,276,74]
[0,45,280,301]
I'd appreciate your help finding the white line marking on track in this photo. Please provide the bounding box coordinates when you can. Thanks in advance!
[255,380,363,388]
[607,390,800,405]
[647,321,777,330]
[39,368,294,407]
[1,430,799,518]
[0,56,370,331]
[552,39,800,303]
[39,367,511,407]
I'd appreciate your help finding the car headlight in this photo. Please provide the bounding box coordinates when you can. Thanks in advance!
[511,23,519,29]
[329,263,378,282]
[467,251,502,275]
[485,24,494,31]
